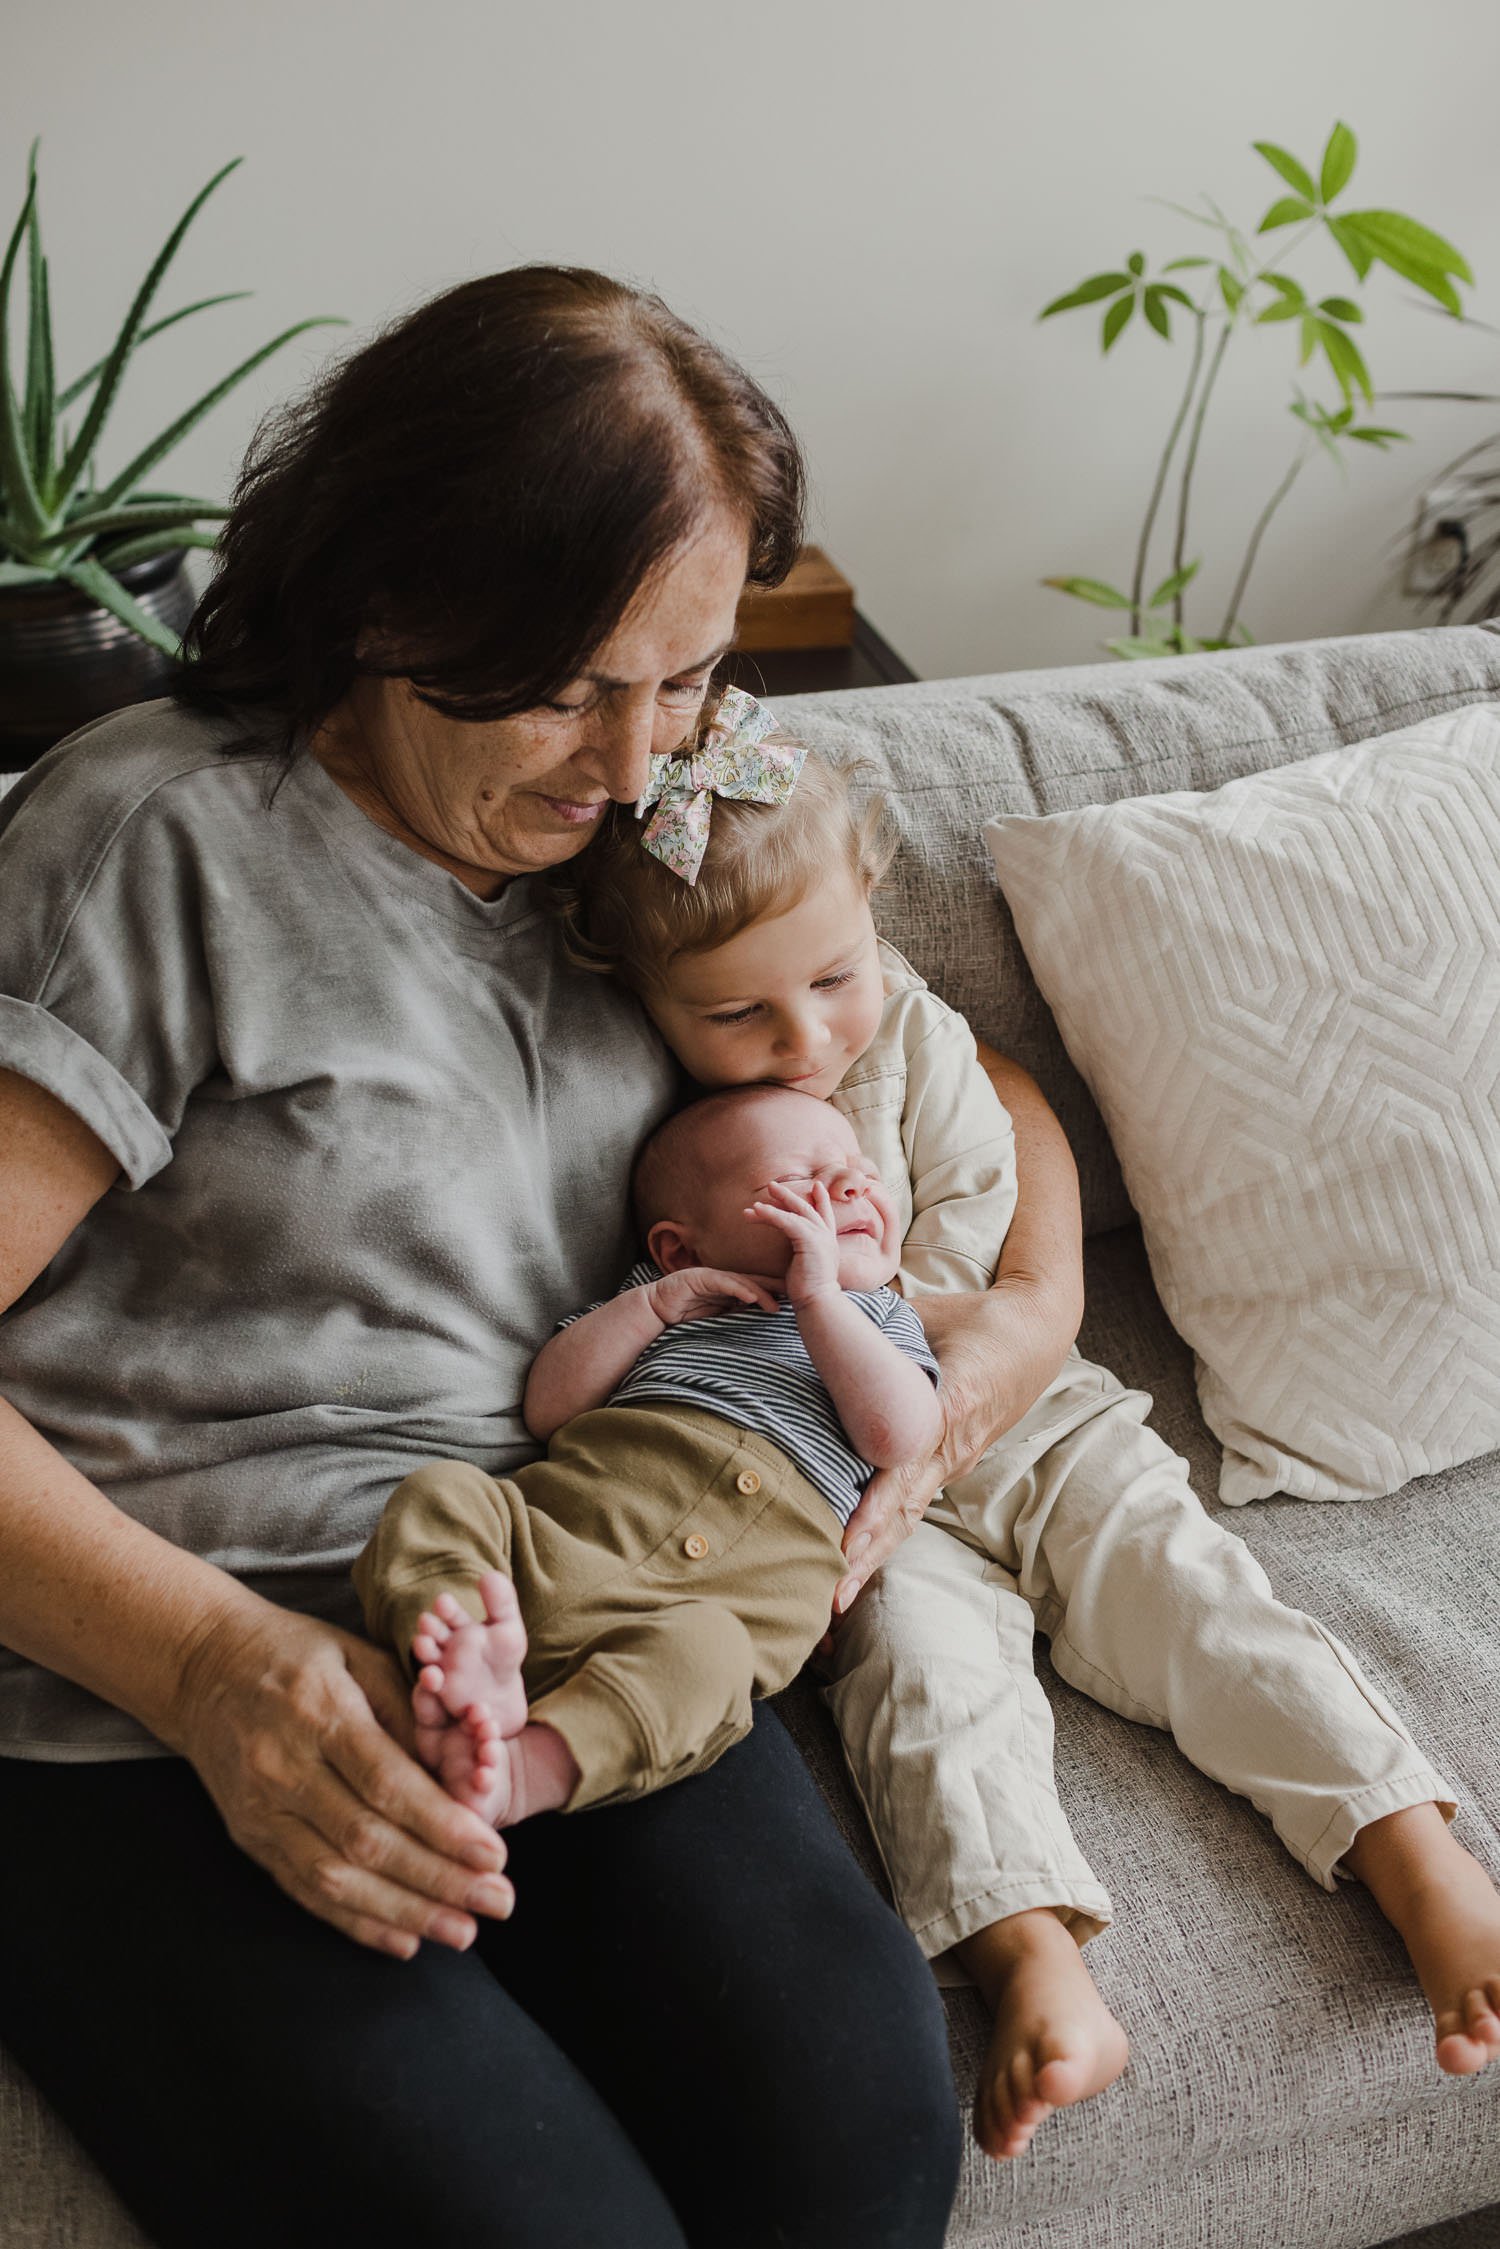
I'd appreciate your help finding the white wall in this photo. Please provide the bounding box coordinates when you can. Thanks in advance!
[7,0,1499,681]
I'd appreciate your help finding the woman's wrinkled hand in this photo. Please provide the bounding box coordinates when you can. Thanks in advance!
[167,1597,514,1959]
[831,1276,1073,1616]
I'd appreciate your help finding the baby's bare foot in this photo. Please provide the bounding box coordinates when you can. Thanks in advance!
[408,1572,580,1830]
[1348,1808,1500,2076]
[957,1909,1129,2160]
[411,1572,530,1734]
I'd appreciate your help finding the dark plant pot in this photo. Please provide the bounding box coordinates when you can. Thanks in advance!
[0,550,197,770]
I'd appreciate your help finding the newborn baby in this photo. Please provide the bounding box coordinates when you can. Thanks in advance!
[354,1084,942,1829]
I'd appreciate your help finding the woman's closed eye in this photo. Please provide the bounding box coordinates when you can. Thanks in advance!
[541,674,712,718]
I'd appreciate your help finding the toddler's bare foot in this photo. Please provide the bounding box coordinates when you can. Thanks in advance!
[956,1909,1129,2160]
[1346,1805,1500,2076]
[409,1571,579,1828]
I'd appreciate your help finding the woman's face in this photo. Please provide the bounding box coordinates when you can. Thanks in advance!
[315,511,751,896]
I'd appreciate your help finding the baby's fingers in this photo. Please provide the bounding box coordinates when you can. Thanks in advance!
[746,1199,812,1241]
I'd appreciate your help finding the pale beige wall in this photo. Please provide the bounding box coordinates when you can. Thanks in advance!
[6,0,1498,679]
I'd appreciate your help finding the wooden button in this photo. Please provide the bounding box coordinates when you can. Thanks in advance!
[684,1533,710,1559]
[736,1470,762,1495]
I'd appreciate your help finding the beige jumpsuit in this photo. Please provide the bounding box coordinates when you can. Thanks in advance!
[826,945,1454,1956]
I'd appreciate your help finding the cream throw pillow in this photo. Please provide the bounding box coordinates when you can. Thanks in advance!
[984,704,1500,1504]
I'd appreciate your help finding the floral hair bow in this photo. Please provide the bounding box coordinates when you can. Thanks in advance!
[637,686,807,884]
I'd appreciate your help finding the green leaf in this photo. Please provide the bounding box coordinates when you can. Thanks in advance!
[1257,274,1305,323]
[1343,207,1472,283]
[1143,288,1171,339]
[54,158,244,511]
[1146,559,1200,608]
[1318,296,1363,323]
[1171,626,1207,653]
[1253,141,1317,201]
[1101,295,1134,352]
[95,526,221,571]
[1258,195,1315,233]
[55,293,254,409]
[1293,400,1348,469]
[1154,284,1194,308]
[1043,575,1134,609]
[53,553,184,656]
[1163,256,1213,271]
[0,170,50,542]
[1319,122,1357,204]
[94,317,344,509]
[23,164,55,494]
[1327,214,1375,280]
[1347,424,1409,447]
[1219,268,1244,313]
[1126,251,1146,277]
[1106,633,1178,660]
[1318,321,1374,404]
[1339,208,1473,311]
[60,500,230,544]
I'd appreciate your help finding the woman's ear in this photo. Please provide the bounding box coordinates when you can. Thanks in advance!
[648,1219,699,1272]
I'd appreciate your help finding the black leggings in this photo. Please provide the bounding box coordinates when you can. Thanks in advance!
[0,1712,960,2249]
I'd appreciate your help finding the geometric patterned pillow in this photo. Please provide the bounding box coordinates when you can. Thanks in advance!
[985,704,1500,1502]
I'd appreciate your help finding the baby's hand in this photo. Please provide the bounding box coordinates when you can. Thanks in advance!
[747,1179,842,1305]
[646,1267,782,1327]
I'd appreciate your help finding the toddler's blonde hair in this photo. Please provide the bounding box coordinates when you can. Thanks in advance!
[563,726,895,996]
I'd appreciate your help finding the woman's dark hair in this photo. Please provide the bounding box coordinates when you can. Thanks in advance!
[173,266,805,740]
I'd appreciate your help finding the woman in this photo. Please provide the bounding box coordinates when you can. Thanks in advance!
[0,268,1082,2248]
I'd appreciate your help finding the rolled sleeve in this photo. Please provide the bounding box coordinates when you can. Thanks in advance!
[0,994,172,1186]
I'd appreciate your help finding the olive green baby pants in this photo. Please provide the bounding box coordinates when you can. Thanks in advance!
[354,1403,845,1810]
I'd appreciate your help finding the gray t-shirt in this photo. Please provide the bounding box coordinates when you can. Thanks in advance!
[0,700,678,1759]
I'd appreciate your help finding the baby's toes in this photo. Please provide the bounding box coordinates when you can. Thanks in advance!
[1464,1984,1500,2055]
[413,1612,450,1657]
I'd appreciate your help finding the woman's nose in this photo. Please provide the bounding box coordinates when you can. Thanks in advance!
[589,696,660,803]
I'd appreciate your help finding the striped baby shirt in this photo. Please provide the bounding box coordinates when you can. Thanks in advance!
[575,1261,941,1527]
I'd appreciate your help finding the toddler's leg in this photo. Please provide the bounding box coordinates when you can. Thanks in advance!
[412,1575,580,1826]
[971,1367,1496,2077]
[825,1517,1126,2158]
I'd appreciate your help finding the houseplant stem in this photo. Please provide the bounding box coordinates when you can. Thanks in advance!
[1131,307,1208,633]
[1219,445,1308,641]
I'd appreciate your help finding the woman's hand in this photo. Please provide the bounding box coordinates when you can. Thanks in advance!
[169,1597,515,1959]
[832,1272,1076,1615]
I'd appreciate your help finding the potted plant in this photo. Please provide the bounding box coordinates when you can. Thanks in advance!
[1038,122,1473,657]
[0,147,341,767]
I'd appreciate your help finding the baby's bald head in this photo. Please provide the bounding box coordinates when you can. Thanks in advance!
[631,1084,897,1295]
[633,1084,832,1239]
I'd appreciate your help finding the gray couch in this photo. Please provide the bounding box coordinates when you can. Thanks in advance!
[4,622,1499,2247]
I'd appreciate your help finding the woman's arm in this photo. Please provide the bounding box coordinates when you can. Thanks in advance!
[0,1067,511,1956]
[834,1045,1083,1611]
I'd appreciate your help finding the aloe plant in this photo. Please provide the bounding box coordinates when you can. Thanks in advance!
[0,147,342,655]
[1040,123,1473,658]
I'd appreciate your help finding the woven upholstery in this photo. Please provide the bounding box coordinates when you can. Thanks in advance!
[4,620,1500,2247]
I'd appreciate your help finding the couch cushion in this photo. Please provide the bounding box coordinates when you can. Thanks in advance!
[779,621,1500,1234]
[982,705,1500,1505]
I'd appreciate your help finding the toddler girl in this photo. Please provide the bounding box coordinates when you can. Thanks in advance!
[569,689,1500,2161]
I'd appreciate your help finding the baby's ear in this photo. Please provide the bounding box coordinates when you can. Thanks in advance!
[648,1219,698,1273]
